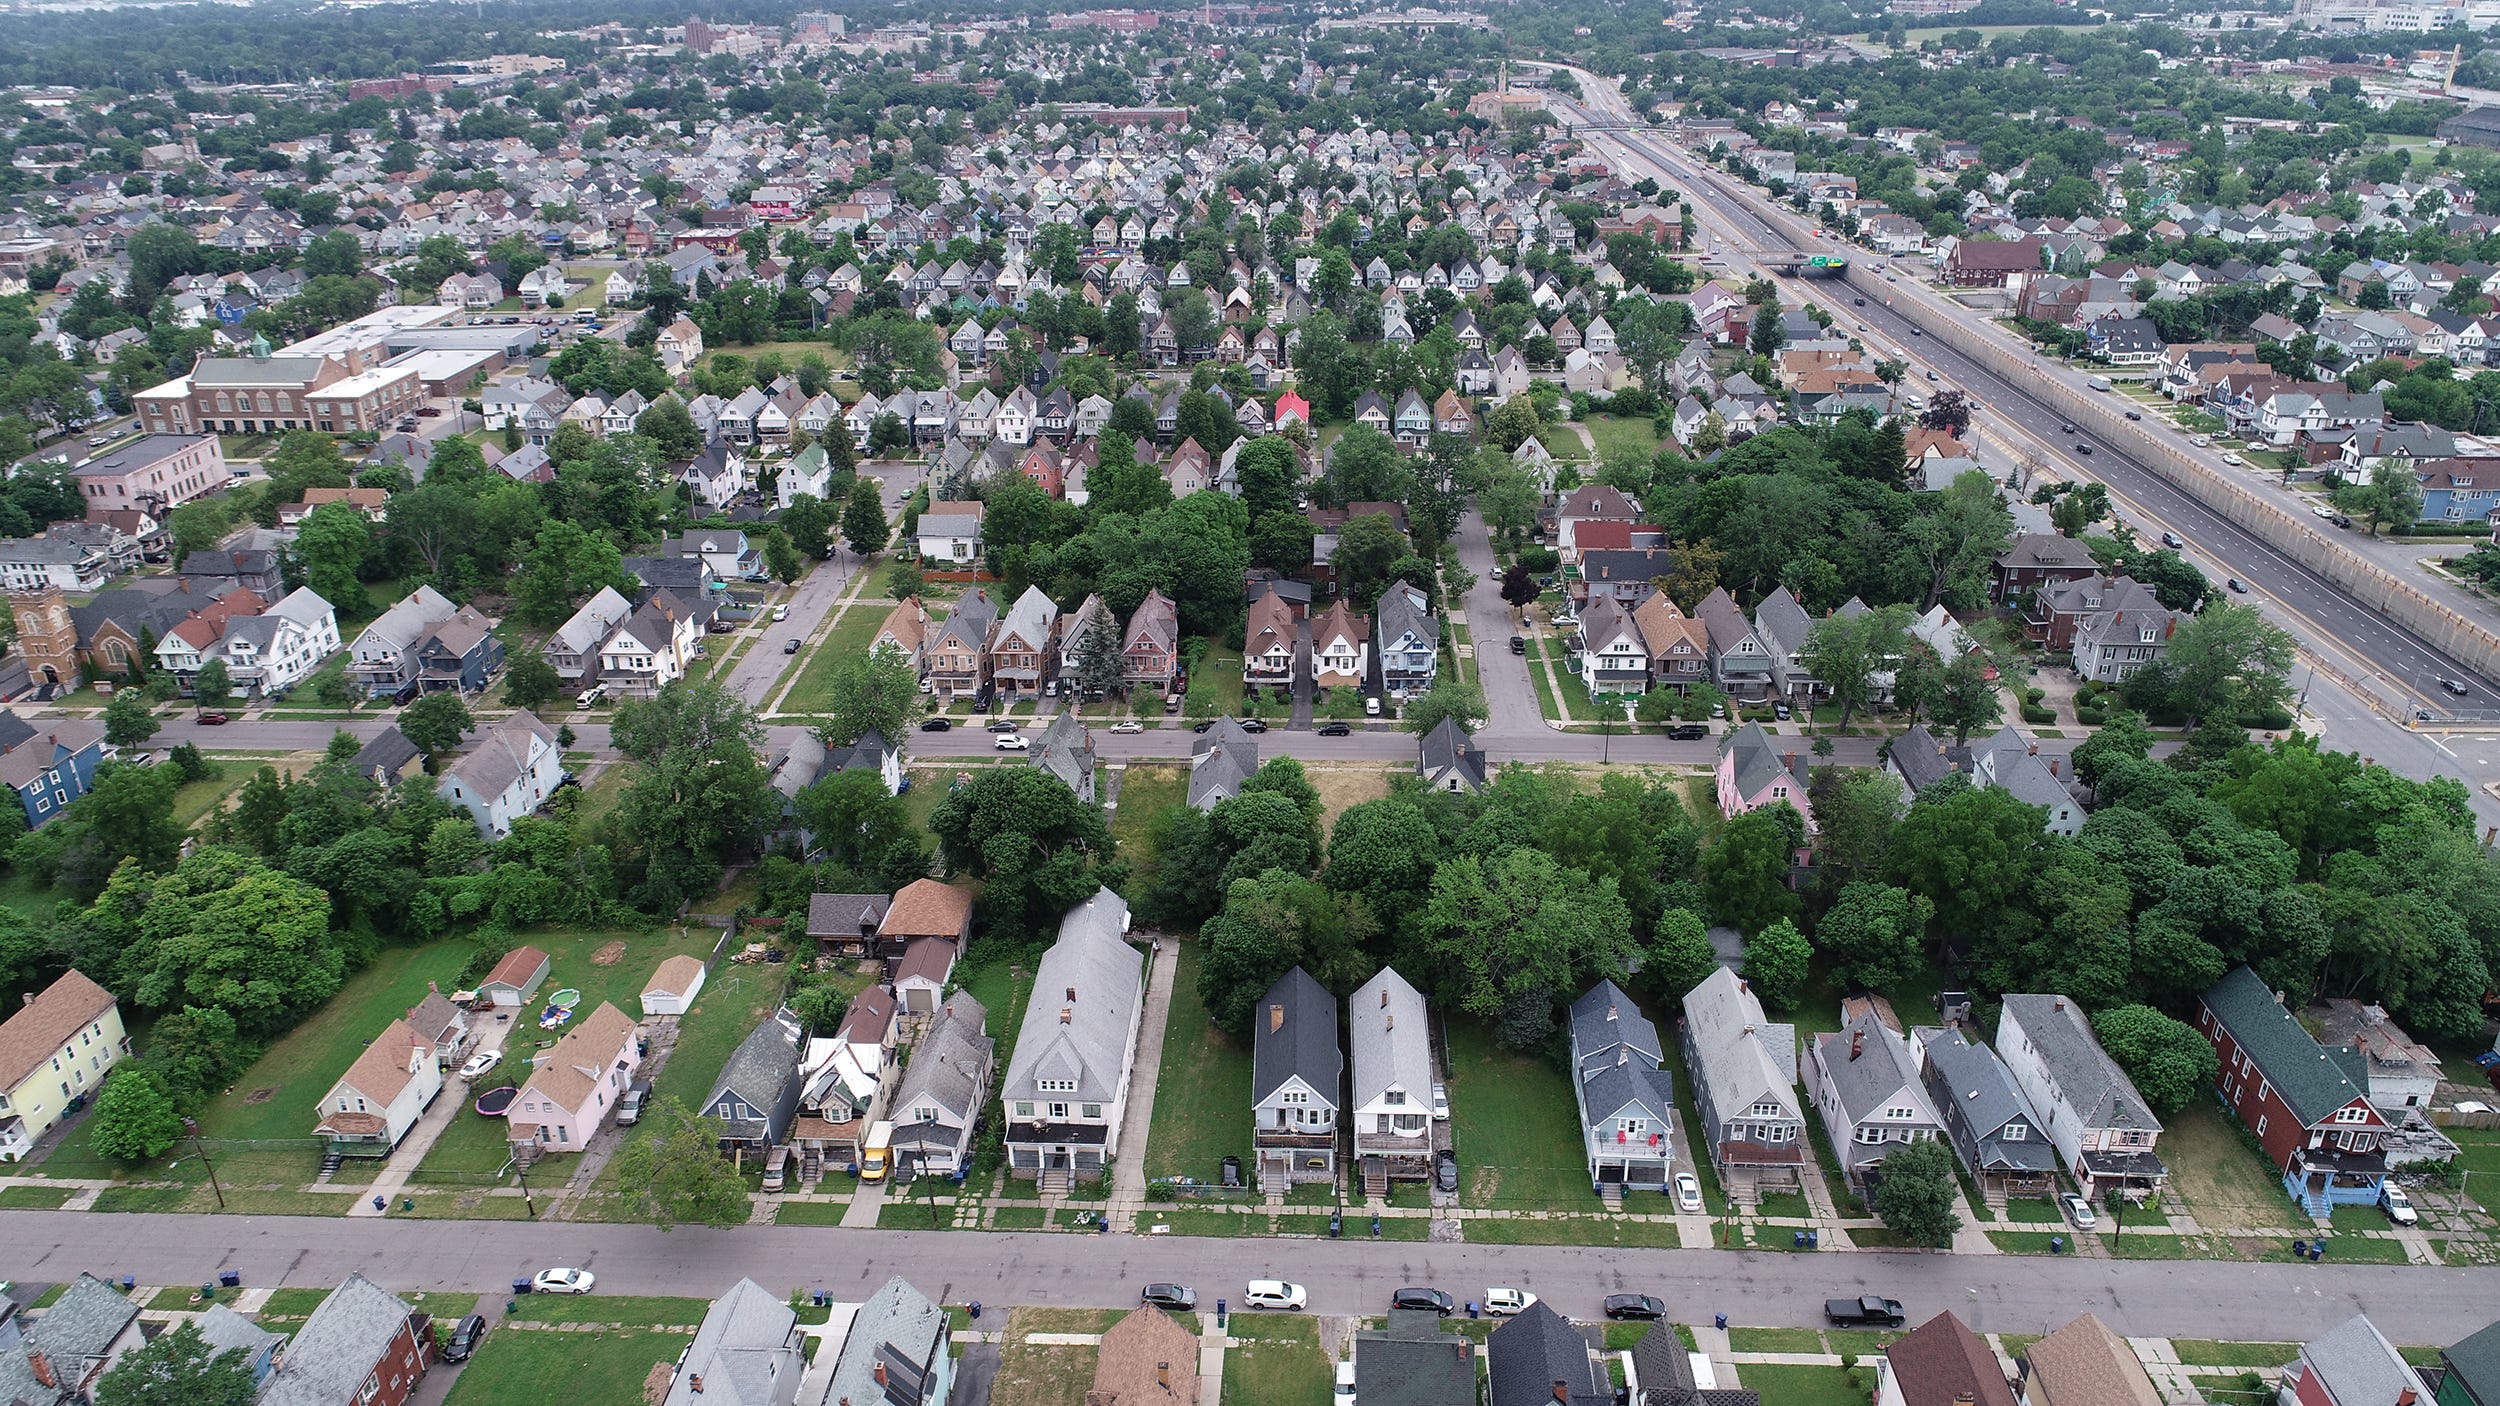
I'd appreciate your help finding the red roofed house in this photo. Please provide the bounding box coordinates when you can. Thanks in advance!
[1273,389,1310,428]
[880,879,975,1014]
[1944,237,2046,289]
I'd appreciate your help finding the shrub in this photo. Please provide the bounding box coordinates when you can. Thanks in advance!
[2074,706,2106,727]
[2021,704,2056,725]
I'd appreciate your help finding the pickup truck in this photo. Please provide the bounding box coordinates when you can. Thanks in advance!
[1825,1296,1907,1328]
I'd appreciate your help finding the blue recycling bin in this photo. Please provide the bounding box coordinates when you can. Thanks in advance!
[2311,1243,2326,1261]
[371,1195,386,1212]
[120,1277,134,1292]
[1330,1214,1342,1238]
[512,1278,531,1295]
[2050,1235,2065,1254]
[1715,1314,1728,1331]
[219,1270,240,1288]
[1371,1215,1381,1238]
[1468,1302,1480,1319]
[968,1300,982,1321]
[1793,1230,1807,1247]
[1807,1230,1820,1249]
[1217,1299,1227,1328]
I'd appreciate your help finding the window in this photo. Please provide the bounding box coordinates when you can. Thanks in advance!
[2256,1115,2267,1138]
[2004,1124,2026,1141]
[1048,1103,1069,1120]
[361,1374,380,1403]
[1082,1103,1101,1119]
[1885,1105,1916,1120]
[1856,1124,1886,1145]
[2334,1106,2370,1124]
[1385,1090,1406,1106]
[1015,1102,1034,1118]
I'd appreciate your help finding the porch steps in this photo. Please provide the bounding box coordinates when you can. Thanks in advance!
[800,1148,823,1187]
[1038,1169,1071,1198]
[1362,1157,1388,1200]
[1598,1183,1625,1213]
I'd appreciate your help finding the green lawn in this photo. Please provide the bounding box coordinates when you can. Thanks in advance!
[2001,1196,2064,1224]
[1107,764,1187,880]
[442,1326,692,1406]
[642,943,785,1113]
[1463,1215,1681,1247]
[1447,1019,1596,1211]
[954,956,1032,1076]
[1986,1231,2072,1256]
[2163,1100,2303,1231]
[1143,943,1253,1184]
[511,1295,709,1327]
[1728,1326,1828,1354]
[2167,1340,2302,1369]
[2102,1233,2195,1259]
[773,1199,852,1225]
[2254,1235,2408,1264]
[778,599,898,716]
[2448,1127,2500,1214]
[1194,640,1247,718]
[1738,1364,1871,1406]
[1223,1315,1331,1406]
[170,766,255,831]
[0,1185,73,1208]
[255,1287,340,1320]
[1584,414,1663,465]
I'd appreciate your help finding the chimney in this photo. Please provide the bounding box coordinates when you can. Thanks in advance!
[2048,758,2059,777]
[2115,610,2123,626]
[1060,1007,1073,1024]
[1066,986,1077,1003]
[1607,1003,1619,1022]
[26,1352,50,1390]
[2053,998,2064,1011]
[1956,1394,1977,1406]
[1159,1363,1171,1389]
[874,1363,887,1387]
[1385,1011,1394,1031]
[1554,1381,1572,1404]
[690,1374,705,1394]
[1850,1028,1864,1061]
[1618,1046,1628,1068]
[1381,988,1390,1008]
[2027,741,2039,756]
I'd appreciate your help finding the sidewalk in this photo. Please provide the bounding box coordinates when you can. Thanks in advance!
[346,1022,518,1217]
[1107,942,1178,1231]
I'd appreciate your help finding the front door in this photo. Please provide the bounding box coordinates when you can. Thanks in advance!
[1049,1148,1070,1170]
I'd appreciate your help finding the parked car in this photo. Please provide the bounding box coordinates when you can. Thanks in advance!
[1192,720,1217,733]
[1666,724,1707,741]
[1434,1149,1457,1193]
[919,717,951,732]
[987,719,1020,732]
[1824,1296,1905,1328]
[770,604,789,622]
[416,406,442,418]
[443,1314,487,1362]
[1673,1173,1704,1213]
[1335,1359,1356,1403]
[1604,1295,1667,1322]
[2383,1184,2419,1225]
[1390,1287,1454,1315]
[532,1268,596,1295]
[576,686,606,709]
[1317,721,1352,736]
[458,1050,502,1080]
[783,638,801,655]
[2226,578,2248,594]
[2062,1194,2097,1231]
[1237,718,1268,733]
[1242,1281,1307,1311]
[993,734,1030,752]
[1771,700,1792,721]
[616,1079,650,1126]
[2160,532,2184,550]
[1110,720,1145,733]
[1510,636,1527,655]
[194,711,229,725]
[1484,1288,1537,1316]
[1141,1284,1197,1311]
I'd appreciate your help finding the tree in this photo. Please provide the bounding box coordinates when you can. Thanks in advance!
[1809,769,1900,890]
[91,848,343,1035]
[1073,608,1124,701]
[293,501,372,609]
[398,691,474,769]
[1870,1138,1963,1247]
[93,1321,257,1406]
[88,1066,184,1161]
[2090,1004,2219,1118]
[1749,302,1786,357]
[794,767,913,873]
[1804,605,1908,729]
[2072,711,2156,791]
[513,521,630,627]
[1500,563,1541,611]
[1401,679,1487,735]
[1704,807,1804,934]
[1816,882,1934,992]
[842,476,890,556]
[820,642,919,747]
[503,652,562,710]
[103,692,159,750]
[1413,847,1636,1048]
[1644,907,1720,1002]
[1197,871,1379,1037]
[1484,395,1541,452]
[2165,602,2295,726]
[1740,917,1812,1011]
[1482,467,1541,544]
[607,1096,752,1229]
[1886,780,2046,939]
[928,768,1119,946]
[782,493,834,560]
[610,681,778,910]
[2333,457,2424,536]
[192,658,232,714]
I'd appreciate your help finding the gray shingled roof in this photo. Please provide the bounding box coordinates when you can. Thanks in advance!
[1918,1027,2055,1176]
[260,1274,414,1406]
[1253,966,1341,1106]
[1572,981,1675,1131]
[1888,724,1962,794]
[1415,716,1486,790]
[1349,967,1431,1112]
[2298,1315,2420,1406]
[1033,712,1094,797]
[703,1015,801,1143]
[1356,1312,1480,1406]
[661,1279,800,1406]
[1189,719,1258,810]
[1488,1301,1609,1406]
[1999,995,2160,1134]
[1001,888,1141,1105]
[1682,967,1799,1125]
[1720,721,1805,802]
[888,991,992,1147]
[2203,965,2370,1126]
[808,1277,946,1406]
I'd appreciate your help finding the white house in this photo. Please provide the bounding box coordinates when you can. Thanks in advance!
[917,501,985,564]
[436,711,564,838]
[1000,888,1144,1180]
[1569,980,1677,1194]
[311,1017,442,1158]
[1349,966,1444,1191]
[1995,993,2168,1202]
[1802,1004,1945,1194]
[223,586,340,697]
[777,442,834,510]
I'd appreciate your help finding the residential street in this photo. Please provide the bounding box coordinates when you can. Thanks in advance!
[1452,508,1544,746]
[5,1210,2494,1343]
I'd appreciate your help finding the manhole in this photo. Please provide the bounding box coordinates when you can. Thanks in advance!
[243,1087,277,1105]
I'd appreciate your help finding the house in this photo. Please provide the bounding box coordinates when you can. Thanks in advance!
[1001,888,1144,1180]
[1753,587,1822,703]
[918,500,986,564]
[1579,594,1652,696]
[1415,716,1488,794]
[885,991,993,1180]
[792,988,895,1177]
[0,714,107,830]
[190,1304,284,1389]
[874,598,931,677]
[1251,966,1341,1192]
[1310,599,1368,693]
[2281,1316,2424,1406]
[990,585,1060,698]
[1244,591,1298,695]
[1697,588,1771,699]
[880,879,975,1014]
[1876,1312,2019,1406]
[0,969,127,1161]
[1375,578,1439,700]
[1556,484,1641,556]
[347,586,498,697]
[1914,1025,2054,1201]
[2432,1318,2500,1406]
[1996,993,2168,1202]
[1991,534,2103,604]
[807,1277,952,1406]
[1188,716,1259,811]
[1632,1319,1761,1406]
[702,1013,804,1155]
[436,711,563,838]
[1715,721,1811,829]
[1489,1301,1612,1406]
[477,945,551,1007]
[641,954,708,1017]
[0,1274,143,1406]
[1355,1311,1480,1406]
[660,1279,804,1406]
[258,1274,434,1406]
[1966,726,2083,836]
[544,587,634,683]
[404,986,470,1068]
[1090,1307,1200,1406]
[2022,1313,2163,1406]
[1569,980,1676,1194]
[1679,966,1805,1191]
[1944,238,2046,288]
[1350,966,1444,1193]
[1033,711,1096,803]
[312,1018,441,1158]
[927,590,998,700]
[2199,964,2390,1216]
[1803,1005,1945,1195]
[508,1001,640,1155]
[2310,998,2444,1112]
[1123,588,1181,696]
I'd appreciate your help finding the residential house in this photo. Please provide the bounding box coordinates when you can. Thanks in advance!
[927,590,999,700]
[544,587,634,683]
[659,1279,804,1406]
[1715,721,1811,830]
[2310,999,2443,1112]
[508,1001,641,1156]
[1579,594,1652,696]
[189,1304,284,1390]
[1753,587,1822,703]
[1966,726,2084,836]
[1251,966,1341,1192]
[258,1274,434,1406]
[1090,1308,1200,1406]
[1914,1025,2054,1201]
[1992,534,2104,605]
[1120,588,1181,697]
[1033,711,1096,803]
[806,1277,952,1406]
[1876,1312,2020,1406]
[1310,599,1368,693]
[917,501,986,565]
[2023,1314,2163,1406]
[1244,592,1298,696]
[874,598,931,678]
[0,1274,143,1406]
[0,538,106,593]
[1355,1312,1481,1406]
[1556,484,1642,557]
[1188,717,1259,811]
[1569,980,1677,1194]
[435,711,563,839]
[0,713,107,831]
[880,879,975,1015]
[311,1018,441,1159]
[990,585,1060,698]
[1349,966,1444,1193]
[1697,588,1772,699]
[477,945,551,1007]
[885,991,993,1180]
[1804,1004,1945,1194]
[404,986,470,1068]
[792,988,895,1178]
[2199,964,2390,1216]
[1679,966,1806,1192]
[0,969,127,1162]
[2431,1317,2500,1406]
[1996,994,2167,1201]
[701,1013,804,1155]
[1632,1319,1762,1406]
[1415,716,1488,794]
[1375,579,1439,700]
[1489,1301,1612,1406]
[1000,888,1144,1179]
[2280,1316,2425,1406]
[1636,591,1710,693]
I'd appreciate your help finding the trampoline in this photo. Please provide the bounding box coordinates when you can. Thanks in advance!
[547,988,582,1009]
[474,1086,517,1117]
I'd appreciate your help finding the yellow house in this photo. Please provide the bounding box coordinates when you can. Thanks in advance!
[0,969,128,1161]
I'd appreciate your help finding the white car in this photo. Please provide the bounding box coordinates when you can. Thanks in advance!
[1672,1173,1704,1214]
[458,1050,502,1080]
[2383,1184,2419,1225]
[2063,1194,2098,1231]
[1484,1287,1537,1316]
[1243,1280,1307,1310]
[771,604,789,622]
[2312,503,2337,520]
[993,734,1030,751]
[532,1268,595,1295]
[1334,1359,1356,1403]
[1109,720,1145,734]
[2221,453,2244,466]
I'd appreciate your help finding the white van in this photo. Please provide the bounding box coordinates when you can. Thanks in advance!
[575,685,604,709]
[860,1120,895,1182]
[762,1145,789,1193]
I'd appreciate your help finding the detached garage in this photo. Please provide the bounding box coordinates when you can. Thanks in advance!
[642,954,708,1017]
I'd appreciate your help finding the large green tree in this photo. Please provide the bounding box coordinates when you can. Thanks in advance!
[928,767,1120,947]
[94,1320,257,1406]
[818,641,919,747]
[609,680,779,910]
[1409,846,1635,1048]
[88,1066,184,1161]
[1870,1138,1963,1247]
[1815,882,1933,993]
[607,1097,752,1229]
[2088,1004,2219,1118]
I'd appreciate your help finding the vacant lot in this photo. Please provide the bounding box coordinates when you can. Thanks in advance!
[441,1324,690,1406]
[1144,943,1253,1185]
[778,599,898,716]
[1584,414,1663,465]
[1225,1315,1330,1406]
[1307,767,1397,826]
[1108,764,1187,878]
[2163,1100,2303,1231]
[991,1308,1119,1406]
[1447,1019,1594,1212]
[1739,1363,1871,1406]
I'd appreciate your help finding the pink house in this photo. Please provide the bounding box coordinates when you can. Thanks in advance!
[1715,721,1814,831]
[507,1001,641,1154]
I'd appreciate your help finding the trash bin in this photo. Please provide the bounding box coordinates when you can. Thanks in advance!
[120,1277,134,1292]
[1793,1230,1806,1247]
[219,1270,240,1288]
[512,1278,532,1295]
[2050,1235,2064,1254]
[2293,1240,2307,1257]
[2311,1243,2326,1261]
[1468,1302,1480,1319]
[1216,1299,1227,1328]
[1329,1214,1342,1239]
[400,1198,414,1212]
[1370,1215,1381,1238]
[967,1301,982,1321]
[1807,1230,1819,1249]
[1715,1314,1728,1331]
[371,1195,387,1212]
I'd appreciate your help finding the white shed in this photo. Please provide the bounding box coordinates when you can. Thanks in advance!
[641,954,709,1017]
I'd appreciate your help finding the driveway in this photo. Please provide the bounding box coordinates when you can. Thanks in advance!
[1452,509,1542,742]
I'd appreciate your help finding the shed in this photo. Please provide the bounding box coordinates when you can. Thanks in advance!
[642,954,708,1017]
[478,945,551,1007]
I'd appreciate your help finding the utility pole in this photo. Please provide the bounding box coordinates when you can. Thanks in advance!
[181,1118,225,1210]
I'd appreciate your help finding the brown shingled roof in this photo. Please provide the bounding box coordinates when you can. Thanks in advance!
[0,969,116,1093]
[1883,1313,2020,1406]
[880,879,973,941]
[1087,1306,1199,1406]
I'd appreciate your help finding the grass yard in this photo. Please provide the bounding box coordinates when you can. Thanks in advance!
[1738,1363,1872,1406]
[644,948,787,1113]
[512,1295,710,1328]
[1446,1019,1596,1212]
[568,765,633,833]
[1306,767,1396,827]
[1107,764,1187,879]
[1986,1231,2074,1255]
[2167,1340,2303,1369]
[1728,1327,1828,1354]
[442,1325,691,1406]
[2163,1100,2304,1231]
[2001,1197,2065,1224]
[777,600,897,716]
[773,1199,852,1225]
[2252,1234,2408,1264]
[1223,1315,1331,1406]
[1143,943,1253,1184]
[170,764,259,831]
[954,956,1033,1076]
[2449,1127,2500,1214]
[1584,414,1664,465]
[1463,1215,1681,1247]
[0,1185,73,1209]
[993,1309,1105,1406]
[2102,1233,2195,1259]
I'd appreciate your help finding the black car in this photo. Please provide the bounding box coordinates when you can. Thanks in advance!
[1434,1149,1458,1193]
[2059,422,2076,433]
[2442,677,2471,697]
[1237,718,1269,733]
[1193,719,1217,733]
[782,638,801,654]
[1772,700,1792,721]
[2124,410,2143,421]
[988,719,1020,732]
[443,1314,488,1362]
[1909,326,1923,336]
[1391,1287,1455,1315]
[1852,296,1866,306]
[1142,1284,1198,1312]
[970,695,992,714]
[919,717,952,732]
[1318,721,1352,736]
[1667,724,1707,740]
[2074,443,2093,455]
[1604,1295,1668,1322]
[1510,635,1527,655]
[2226,577,2248,593]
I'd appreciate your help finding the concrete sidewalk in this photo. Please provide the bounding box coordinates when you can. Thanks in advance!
[346,1018,518,1217]
[1108,941,1178,1231]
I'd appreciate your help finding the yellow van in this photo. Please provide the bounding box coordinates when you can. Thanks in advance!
[860,1121,895,1182]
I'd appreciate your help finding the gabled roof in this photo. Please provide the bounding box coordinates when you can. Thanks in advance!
[2296,1315,2418,1406]
[1571,980,1675,1130]
[1349,967,1430,1111]
[1917,1026,2053,1173]
[811,1277,946,1406]
[1813,1007,1935,1126]
[514,1001,635,1115]
[2202,965,2372,1125]
[1882,1312,2019,1406]
[1253,966,1341,1106]
[1998,994,2160,1134]
[1488,1300,1608,1406]
[2024,1314,2161,1406]
[0,969,116,1093]
[260,1274,416,1406]
[888,992,992,1136]
[703,1014,800,1140]
[661,1278,798,1406]
[1720,721,1805,802]
[1682,967,1798,1121]
[1001,888,1140,1104]
[1416,716,1486,790]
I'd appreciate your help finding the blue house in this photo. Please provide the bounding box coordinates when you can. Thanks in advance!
[0,710,105,828]
[2418,461,2500,523]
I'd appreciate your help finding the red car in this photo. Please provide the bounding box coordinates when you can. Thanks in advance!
[194,711,229,725]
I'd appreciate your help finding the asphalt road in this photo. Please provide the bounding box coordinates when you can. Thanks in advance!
[6,1211,2494,1343]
